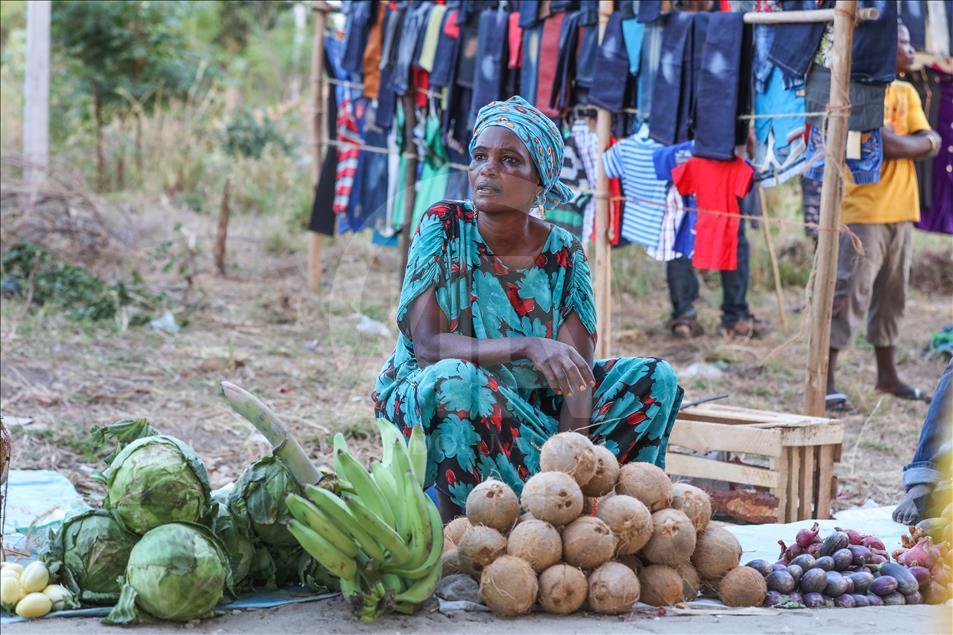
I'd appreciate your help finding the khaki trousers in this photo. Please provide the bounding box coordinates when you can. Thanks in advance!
[830,222,912,350]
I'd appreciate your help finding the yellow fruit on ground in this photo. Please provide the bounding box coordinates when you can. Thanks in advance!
[15,592,53,619]
[1,575,25,610]
[19,562,50,594]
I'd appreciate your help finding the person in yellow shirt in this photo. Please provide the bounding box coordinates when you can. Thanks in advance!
[826,23,942,413]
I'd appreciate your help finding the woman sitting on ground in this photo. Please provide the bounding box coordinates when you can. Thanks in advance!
[373,96,683,520]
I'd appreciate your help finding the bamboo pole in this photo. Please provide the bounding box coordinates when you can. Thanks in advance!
[593,0,614,359]
[399,94,419,281]
[742,6,879,24]
[307,1,332,293]
[757,187,788,335]
[804,0,857,416]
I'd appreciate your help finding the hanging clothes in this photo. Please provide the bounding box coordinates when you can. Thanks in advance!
[649,141,695,262]
[672,156,753,271]
[535,11,567,117]
[912,67,953,235]
[602,127,668,249]
[470,10,510,118]
[410,115,451,232]
[545,127,590,239]
[362,3,386,100]
[334,98,362,216]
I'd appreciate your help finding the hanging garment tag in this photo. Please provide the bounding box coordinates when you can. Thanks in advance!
[846,131,862,160]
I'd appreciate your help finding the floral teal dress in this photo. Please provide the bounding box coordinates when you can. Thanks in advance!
[373,201,682,507]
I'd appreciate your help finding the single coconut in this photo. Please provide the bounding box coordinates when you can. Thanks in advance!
[616,554,645,577]
[616,463,672,511]
[520,471,584,526]
[466,479,520,534]
[587,562,640,614]
[442,548,463,577]
[540,432,597,487]
[507,519,562,573]
[670,483,712,533]
[581,445,620,497]
[479,555,538,617]
[638,564,683,607]
[538,564,588,615]
[595,494,653,555]
[444,517,472,545]
[690,526,742,581]
[718,566,767,607]
[676,562,701,602]
[561,516,616,570]
[640,509,696,566]
[456,525,507,576]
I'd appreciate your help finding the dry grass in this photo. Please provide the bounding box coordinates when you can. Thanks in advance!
[1,192,950,512]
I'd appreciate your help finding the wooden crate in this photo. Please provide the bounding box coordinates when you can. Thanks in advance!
[664,403,843,524]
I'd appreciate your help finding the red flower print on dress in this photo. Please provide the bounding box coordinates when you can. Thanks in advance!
[505,283,535,316]
[445,469,457,485]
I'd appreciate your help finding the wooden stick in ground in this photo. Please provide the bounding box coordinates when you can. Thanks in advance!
[220,381,322,487]
[214,178,231,276]
[306,1,332,293]
[399,94,419,282]
[804,0,857,417]
[757,186,788,335]
[593,0,614,359]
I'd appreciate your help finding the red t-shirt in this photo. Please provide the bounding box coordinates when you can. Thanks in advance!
[673,156,753,271]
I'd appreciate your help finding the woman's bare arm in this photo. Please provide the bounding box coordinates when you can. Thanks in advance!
[556,312,595,433]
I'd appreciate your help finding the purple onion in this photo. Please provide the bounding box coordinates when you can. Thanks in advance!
[745,559,774,577]
[763,590,783,607]
[904,591,922,605]
[882,592,906,605]
[803,592,827,607]
[833,594,856,608]
[907,566,931,586]
[865,593,884,606]
[815,556,835,571]
[786,564,804,583]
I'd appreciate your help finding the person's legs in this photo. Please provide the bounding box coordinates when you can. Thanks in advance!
[866,222,929,401]
[720,220,750,328]
[894,360,953,524]
[826,223,886,410]
[587,357,683,467]
[666,256,701,336]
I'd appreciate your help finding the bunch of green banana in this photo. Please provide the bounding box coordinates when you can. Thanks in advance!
[285,421,443,622]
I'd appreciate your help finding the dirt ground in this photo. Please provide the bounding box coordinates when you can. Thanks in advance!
[4,598,951,635]
[1,198,951,509]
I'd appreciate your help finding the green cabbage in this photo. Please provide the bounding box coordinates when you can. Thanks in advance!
[209,493,276,592]
[102,435,211,535]
[104,522,232,624]
[41,509,139,604]
[228,455,301,547]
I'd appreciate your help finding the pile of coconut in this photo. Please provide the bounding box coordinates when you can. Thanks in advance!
[441,432,765,617]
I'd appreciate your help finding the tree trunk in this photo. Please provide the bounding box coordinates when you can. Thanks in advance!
[94,93,105,191]
[135,111,143,182]
[116,116,126,189]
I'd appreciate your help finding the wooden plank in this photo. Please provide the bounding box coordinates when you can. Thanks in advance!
[816,444,835,519]
[665,453,779,489]
[786,447,801,523]
[771,449,788,521]
[804,0,857,416]
[679,403,833,426]
[707,489,780,524]
[799,445,815,521]
[669,420,783,458]
[779,424,844,447]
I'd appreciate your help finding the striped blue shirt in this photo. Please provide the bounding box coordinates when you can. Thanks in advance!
[602,131,667,248]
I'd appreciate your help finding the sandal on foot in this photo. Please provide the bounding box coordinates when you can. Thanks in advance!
[884,385,933,404]
[723,316,771,339]
[670,317,704,339]
[825,392,855,413]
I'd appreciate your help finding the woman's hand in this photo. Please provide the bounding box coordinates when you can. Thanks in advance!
[523,337,595,396]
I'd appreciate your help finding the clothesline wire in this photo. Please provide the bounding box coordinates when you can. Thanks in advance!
[606,192,865,255]
[323,75,850,122]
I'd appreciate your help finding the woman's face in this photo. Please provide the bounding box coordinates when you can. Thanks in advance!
[468,126,542,215]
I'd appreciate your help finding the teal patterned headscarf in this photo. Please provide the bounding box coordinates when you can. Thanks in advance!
[470,96,574,212]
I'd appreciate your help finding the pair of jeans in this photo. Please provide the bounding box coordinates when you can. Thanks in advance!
[649,12,693,145]
[520,25,543,104]
[392,3,430,95]
[638,22,663,122]
[805,127,883,185]
[341,0,374,76]
[346,127,390,232]
[692,13,744,160]
[903,360,953,492]
[430,10,460,88]
[470,10,509,117]
[588,12,630,112]
[805,65,886,132]
[769,0,897,85]
[900,0,927,50]
[638,0,663,23]
[550,11,582,115]
[666,219,750,326]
